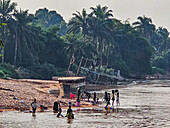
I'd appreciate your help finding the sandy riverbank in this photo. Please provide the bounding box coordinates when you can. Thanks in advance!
[0,79,97,111]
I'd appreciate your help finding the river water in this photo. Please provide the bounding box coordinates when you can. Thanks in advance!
[0,80,170,128]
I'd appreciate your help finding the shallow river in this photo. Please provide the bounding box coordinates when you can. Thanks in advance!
[0,80,170,128]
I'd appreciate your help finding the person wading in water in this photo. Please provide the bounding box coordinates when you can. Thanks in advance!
[116,91,120,106]
[31,99,37,116]
[57,102,64,118]
[104,92,109,106]
[66,104,74,119]
[112,90,115,106]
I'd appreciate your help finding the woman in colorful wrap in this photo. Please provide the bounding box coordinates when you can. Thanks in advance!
[66,105,74,119]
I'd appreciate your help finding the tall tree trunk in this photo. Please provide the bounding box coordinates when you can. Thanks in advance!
[98,38,103,72]
[14,28,18,66]
[1,47,4,63]
[104,44,110,73]
[106,45,110,67]
[1,0,5,63]
[164,40,167,52]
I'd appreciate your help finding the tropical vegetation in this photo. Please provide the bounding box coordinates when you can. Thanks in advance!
[0,0,169,79]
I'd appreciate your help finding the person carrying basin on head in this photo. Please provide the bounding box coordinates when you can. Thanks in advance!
[115,89,118,93]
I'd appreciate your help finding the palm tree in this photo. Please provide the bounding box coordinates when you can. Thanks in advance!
[67,8,89,38]
[88,5,113,70]
[63,33,96,60]
[157,27,169,52]
[150,32,163,54]
[0,0,17,62]
[13,9,41,66]
[133,16,155,40]
[67,5,114,70]
[63,33,80,56]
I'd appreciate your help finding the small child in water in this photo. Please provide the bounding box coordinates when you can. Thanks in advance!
[116,91,120,106]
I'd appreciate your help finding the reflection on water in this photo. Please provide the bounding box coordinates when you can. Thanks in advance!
[0,107,149,128]
[0,106,138,128]
[1,80,170,128]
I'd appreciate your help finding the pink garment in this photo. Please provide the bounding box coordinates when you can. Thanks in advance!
[70,93,75,100]
[76,101,80,107]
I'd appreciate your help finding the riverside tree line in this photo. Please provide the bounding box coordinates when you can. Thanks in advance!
[0,0,169,79]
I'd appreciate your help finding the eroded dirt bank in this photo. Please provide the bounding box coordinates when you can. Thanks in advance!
[0,79,95,111]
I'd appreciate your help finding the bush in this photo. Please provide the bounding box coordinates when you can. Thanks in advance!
[16,64,66,79]
[28,63,66,79]
[16,67,41,79]
[0,63,19,79]
[152,66,166,75]
[152,55,168,70]
[152,51,170,70]
[0,70,7,79]
[111,60,130,77]
[94,66,115,76]
[28,64,57,79]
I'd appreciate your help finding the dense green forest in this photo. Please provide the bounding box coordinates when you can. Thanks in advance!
[0,0,169,79]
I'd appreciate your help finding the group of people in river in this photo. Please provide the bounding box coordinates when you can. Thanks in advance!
[31,99,74,119]
[104,89,120,107]
[76,88,120,107]
[53,100,74,119]
[30,88,120,118]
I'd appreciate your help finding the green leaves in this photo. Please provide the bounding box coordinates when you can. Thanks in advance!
[0,23,7,26]
[0,40,4,48]
[0,23,6,49]
[0,2,169,79]
[33,8,67,35]
[132,15,155,40]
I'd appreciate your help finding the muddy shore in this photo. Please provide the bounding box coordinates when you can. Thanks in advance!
[0,79,97,111]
